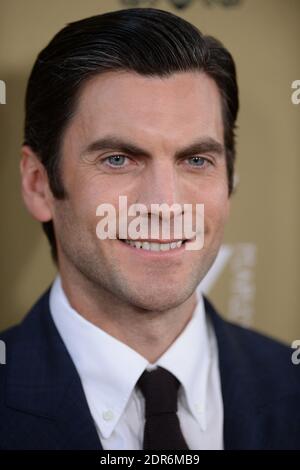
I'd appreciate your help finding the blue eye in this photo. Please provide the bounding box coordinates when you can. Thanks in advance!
[106,155,127,167]
[187,156,207,167]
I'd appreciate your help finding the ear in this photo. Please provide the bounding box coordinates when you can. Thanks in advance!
[20,145,53,222]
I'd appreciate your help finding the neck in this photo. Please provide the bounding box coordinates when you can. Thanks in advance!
[58,264,197,364]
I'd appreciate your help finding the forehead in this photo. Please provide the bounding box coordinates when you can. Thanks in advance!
[69,70,224,146]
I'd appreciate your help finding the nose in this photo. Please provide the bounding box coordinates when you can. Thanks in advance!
[138,160,181,210]
[135,160,185,237]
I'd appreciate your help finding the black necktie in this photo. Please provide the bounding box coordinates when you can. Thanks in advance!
[137,366,189,450]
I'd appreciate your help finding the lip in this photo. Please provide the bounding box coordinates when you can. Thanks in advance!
[118,238,186,243]
[117,238,194,258]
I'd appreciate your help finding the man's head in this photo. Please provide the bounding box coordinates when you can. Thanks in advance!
[21,8,239,312]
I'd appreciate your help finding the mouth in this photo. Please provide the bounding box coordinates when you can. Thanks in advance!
[118,238,190,253]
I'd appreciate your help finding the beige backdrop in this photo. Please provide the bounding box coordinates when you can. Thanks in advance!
[0,0,299,344]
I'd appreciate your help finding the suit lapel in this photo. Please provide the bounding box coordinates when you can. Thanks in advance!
[5,287,102,450]
[204,296,270,450]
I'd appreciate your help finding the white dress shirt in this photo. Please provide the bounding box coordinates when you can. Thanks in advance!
[49,275,224,450]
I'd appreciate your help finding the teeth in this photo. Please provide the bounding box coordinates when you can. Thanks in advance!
[123,239,184,251]
[151,243,160,252]
[160,243,170,251]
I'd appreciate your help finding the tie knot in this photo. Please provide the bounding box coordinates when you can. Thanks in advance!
[137,366,180,418]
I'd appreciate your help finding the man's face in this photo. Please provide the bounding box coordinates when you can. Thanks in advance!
[53,71,230,311]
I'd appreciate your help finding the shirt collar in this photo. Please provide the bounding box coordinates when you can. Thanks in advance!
[50,275,211,438]
[153,285,211,431]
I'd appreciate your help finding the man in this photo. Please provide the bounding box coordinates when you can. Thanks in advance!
[0,8,299,450]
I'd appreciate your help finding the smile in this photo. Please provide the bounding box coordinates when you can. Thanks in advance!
[121,239,186,251]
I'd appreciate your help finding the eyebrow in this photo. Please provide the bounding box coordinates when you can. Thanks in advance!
[80,135,225,160]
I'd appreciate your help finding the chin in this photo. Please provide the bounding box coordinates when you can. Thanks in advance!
[125,284,193,312]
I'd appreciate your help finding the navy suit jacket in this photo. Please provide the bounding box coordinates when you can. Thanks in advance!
[0,286,300,450]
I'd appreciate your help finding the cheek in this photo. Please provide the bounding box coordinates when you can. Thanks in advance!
[203,190,230,231]
[67,181,108,224]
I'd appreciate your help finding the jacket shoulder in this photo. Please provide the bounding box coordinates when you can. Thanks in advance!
[205,296,300,394]
[0,287,52,387]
